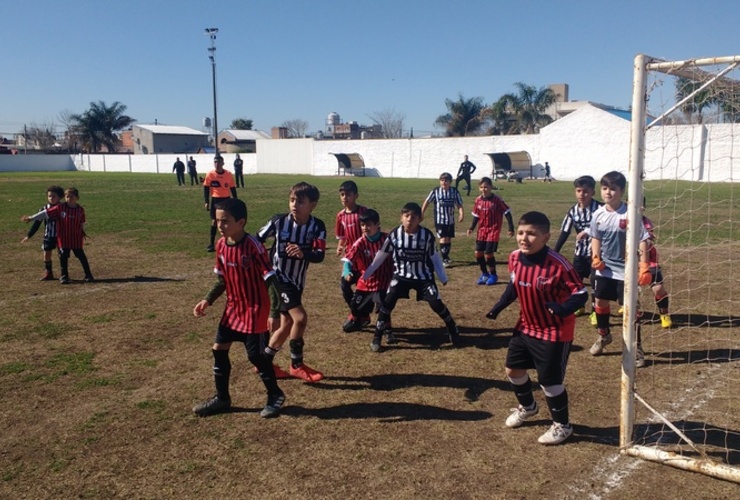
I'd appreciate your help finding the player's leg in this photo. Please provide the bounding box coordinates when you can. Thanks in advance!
[207,201,218,252]
[245,332,285,418]
[535,339,573,444]
[475,241,489,284]
[651,268,672,328]
[72,248,94,281]
[58,248,71,284]
[340,270,359,308]
[589,277,617,356]
[484,241,499,285]
[193,332,233,416]
[41,245,54,280]
[278,301,323,382]
[372,282,403,352]
[422,281,459,346]
[504,332,539,427]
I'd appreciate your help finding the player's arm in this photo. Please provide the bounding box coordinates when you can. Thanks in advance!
[230,187,237,199]
[420,198,430,221]
[457,204,464,223]
[22,220,42,242]
[203,185,210,208]
[546,290,588,317]
[469,162,476,174]
[553,230,570,253]
[21,208,49,223]
[194,274,226,316]
[467,213,479,236]
[363,250,390,280]
[431,252,448,285]
[486,282,517,319]
[591,237,605,270]
[504,211,515,236]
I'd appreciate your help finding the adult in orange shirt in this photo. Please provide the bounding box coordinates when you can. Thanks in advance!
[204,155,238,252]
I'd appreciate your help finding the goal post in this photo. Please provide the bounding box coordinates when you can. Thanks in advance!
[621,53,740,483]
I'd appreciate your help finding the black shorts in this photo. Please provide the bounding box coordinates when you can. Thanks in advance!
[650,267,664,286]
[435,224,456,239]
[592,276,624,302]
[385,276,440,309]
[351,289,386,316]
[505,331,571,386]
[277,280,303,312]
[475,241,499,254]
[214,324,270,356]
[42,236,57,252]
[210,197,231,219]
[572,255,592,281]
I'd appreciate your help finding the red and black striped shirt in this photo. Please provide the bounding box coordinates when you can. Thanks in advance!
[214,234,275,334]
[507,247,585,342]
[344,233,392,292]
[472,194,510,242]
[45,203,86,249]
[335,205,367,254]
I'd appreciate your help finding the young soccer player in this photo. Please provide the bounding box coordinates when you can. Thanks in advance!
[257,182,326,382]
[466,177,514,286]
[192,198,286,418]
[455,154,477,196]
[334,180,368,320]
[21,185,64,281]
[588,171,652,367]
[486,211,587,445]
[641,198,673,329]
[421,172,464,266]
[553,176,603,322]
[203,154,237,252]
[341,209,393,333]
[363,202,459,352]
[22,187,94,284]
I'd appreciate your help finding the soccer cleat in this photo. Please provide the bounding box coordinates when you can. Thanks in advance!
[574,307,586,317]
[635,346,646,368]
[59,276,71,285]
[589,333,613,356]
[260,392,286,418]
[359,316,372,328]
[660,314,673,329]
[84,274,95,283]
[477,273,490,285]
[617,306,624,314]
[193,395,231,417]
[505,403,539,428]
[384,329,398,344]
[342,317,362,333]
[40,271,55,281]
[486,274,498,286]
[589,312,598,326]
[290,364,324,383]
[253,364,290,379]
[205,244,215,252]
[538,422,573,445]
[443,258,451,267]
[370,338,382,352]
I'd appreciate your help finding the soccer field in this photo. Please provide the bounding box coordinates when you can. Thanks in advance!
[1,172,738,499]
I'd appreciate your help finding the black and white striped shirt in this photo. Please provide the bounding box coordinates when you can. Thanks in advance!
[381,225,438,280]
[554,200,603,257]
[257,213,327,290]
[425,187,463,225]
[26,203,58,240]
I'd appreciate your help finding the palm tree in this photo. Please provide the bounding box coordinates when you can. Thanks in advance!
[72,101,135,152]
[435,94,485,136]
[675,77,715,124]
[488,83,556,134]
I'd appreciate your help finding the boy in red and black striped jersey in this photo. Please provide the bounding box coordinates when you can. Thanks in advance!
[22,187,94,284]
[21,185,64,281]
[204,155,238,252]
[335,181,367,311]
[257,182,326,383]
[467,177,514,286]
[486,211,587,445]
[341,209,393,333]
[192,198,286,418]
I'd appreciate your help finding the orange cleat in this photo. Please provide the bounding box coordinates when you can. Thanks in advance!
[290,363,324,383]
[254,364,290,379]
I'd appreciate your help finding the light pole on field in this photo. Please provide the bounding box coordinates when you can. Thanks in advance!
[204,28,219,153]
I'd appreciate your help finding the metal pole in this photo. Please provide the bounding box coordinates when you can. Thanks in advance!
[205,28,219,153]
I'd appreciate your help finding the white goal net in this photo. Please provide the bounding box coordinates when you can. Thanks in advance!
[621,54,740,482]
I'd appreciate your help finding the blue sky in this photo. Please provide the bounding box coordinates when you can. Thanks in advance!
[2,0,739,137]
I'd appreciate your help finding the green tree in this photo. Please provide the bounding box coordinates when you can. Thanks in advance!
[434,94,485,136]
[489,83,556,135]
[71,101,135,152]
[675,77,716,124]
[229,118,253,130]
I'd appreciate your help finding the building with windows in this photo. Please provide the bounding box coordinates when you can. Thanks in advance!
[132,124,209,154]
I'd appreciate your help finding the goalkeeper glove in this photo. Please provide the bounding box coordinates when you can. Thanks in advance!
[592,255,606,271]
[638,262,653,286]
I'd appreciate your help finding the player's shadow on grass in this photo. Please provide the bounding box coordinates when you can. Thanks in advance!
[314,372,510,402]
[282,401,492,422]
[646,347,740,367]
[633,420,740,464]
[641,313,740,328]
[384,326,510,351]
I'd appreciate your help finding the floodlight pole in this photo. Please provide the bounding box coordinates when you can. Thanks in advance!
[205,28,219,153]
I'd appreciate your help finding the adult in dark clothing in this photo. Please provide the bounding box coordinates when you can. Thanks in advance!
[234,153,245,188]
[455,155,477,196]
[187,156,199,185]
[173,157,186,186]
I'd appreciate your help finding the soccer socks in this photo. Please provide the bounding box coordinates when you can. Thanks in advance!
[374,310,391,341]
[475,251,487,274]
[249,353,281,395]
[430,300,454,325]
[210,225,217,246]
[440,243,451,261]
[74,249,92,276]
[289,338,304,368]
[655,293,670,314]
[509,375,535,409]
[595,305,611,331]
[485,254,497,276]
[212,349,231,401]
[44,260,52,273]
[543,386,569,425]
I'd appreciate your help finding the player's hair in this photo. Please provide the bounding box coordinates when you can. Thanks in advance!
[291,182,320,202]
[518,211,550,233]
[338,180,358,194]
[401,202,422,217]
[65,187,79,198]
[214,198,247,221]
[574,175,596,189]
[47,185,64,198]
[359,208,380,225]
[439,172,452,182]
[479,176,493,187]
[600,171,627,191]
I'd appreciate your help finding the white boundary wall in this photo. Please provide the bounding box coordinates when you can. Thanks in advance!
[1,105,737,182]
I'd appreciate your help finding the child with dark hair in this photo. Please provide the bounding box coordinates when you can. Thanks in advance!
[421,172,464,266]
[641,198,673,329]
[21,185,64,281]
[363,202,459,352]
[335,180,368,321]
[487,211,587,445]
[192,198,286,418]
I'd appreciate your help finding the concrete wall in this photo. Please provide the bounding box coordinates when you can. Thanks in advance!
[0,155,76,172]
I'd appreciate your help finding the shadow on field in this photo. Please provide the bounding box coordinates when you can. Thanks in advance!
[633,420,740,464]
[376,326,511,351]
[647,347,740,366]
[641,313,740,328]
[282,401,493,422]
[569,424,620,446]
[314,372,510,402]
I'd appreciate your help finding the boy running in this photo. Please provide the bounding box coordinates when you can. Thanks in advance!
[192,198,285,418]
[21,185,64,281]
[421,172,464,266]
[486,211,587,445]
